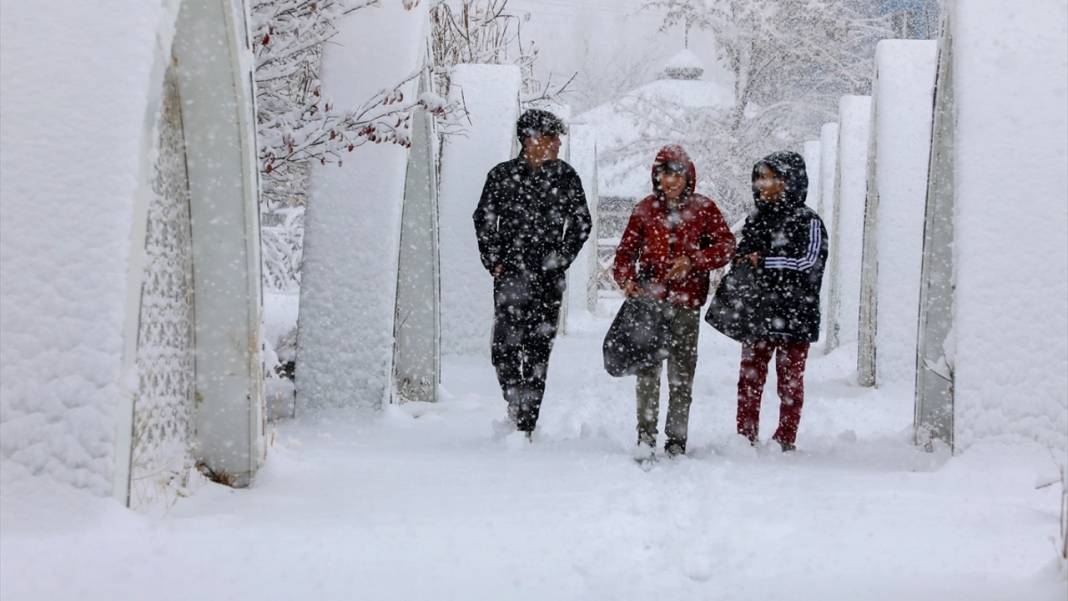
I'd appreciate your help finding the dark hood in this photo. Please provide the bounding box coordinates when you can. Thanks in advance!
[752,151,808,208]
[651,144,697,199]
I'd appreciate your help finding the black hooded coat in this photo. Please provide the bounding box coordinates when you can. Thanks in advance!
[705,151,828,343]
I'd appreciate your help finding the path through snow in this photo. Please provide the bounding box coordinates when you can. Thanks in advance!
[1,314,1064,600]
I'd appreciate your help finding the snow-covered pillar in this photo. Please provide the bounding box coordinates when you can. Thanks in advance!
[296,3,430,410]
[439,64,522,356]
[816,122,839,351]
[917,0,1067,453]
[170,0,265,490]
[802,140,821,211]
[824,97,871,355]
[857,40,937,390]
[915,26,957,449]
[392,70,440,404]
[567,123,600,320]
[817,123,839,224]
[0,0,264,502]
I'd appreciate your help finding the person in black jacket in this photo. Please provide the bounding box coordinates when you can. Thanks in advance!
[472,109,592,436]
[733,151,828,451]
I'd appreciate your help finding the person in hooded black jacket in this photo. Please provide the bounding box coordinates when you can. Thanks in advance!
[472,109,592,436]
[732,151,828,451]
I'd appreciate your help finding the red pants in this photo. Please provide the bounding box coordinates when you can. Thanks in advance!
[737,340,810,445]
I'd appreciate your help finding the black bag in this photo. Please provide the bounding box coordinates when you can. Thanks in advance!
[603,297,673,377]
[704,260,763,343]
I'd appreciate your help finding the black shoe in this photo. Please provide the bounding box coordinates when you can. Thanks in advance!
[664,440,686,457]
[778,440,796,453]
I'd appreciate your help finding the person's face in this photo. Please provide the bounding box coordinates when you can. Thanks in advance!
[522,133,561,163]
[754,164,785,202]
[658,170,687,200]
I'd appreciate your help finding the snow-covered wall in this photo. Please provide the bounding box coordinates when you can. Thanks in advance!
[0,2,168,496]
[803,140,821,211]
[858,40,937,389]
[296,3,429,410]
[947,0,1067,451]
[825,97,871,353]
[439,64,522,356]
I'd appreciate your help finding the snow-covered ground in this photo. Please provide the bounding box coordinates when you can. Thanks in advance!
[2,311,1064,600]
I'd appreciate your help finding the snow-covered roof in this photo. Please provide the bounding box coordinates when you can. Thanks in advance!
[576,74,734,198]
[662,48,705,80]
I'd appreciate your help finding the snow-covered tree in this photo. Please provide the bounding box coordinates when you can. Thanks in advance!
[253,0,445,191]
[641,0,890,216]
[429,1,574,111]
[429,1,533,99]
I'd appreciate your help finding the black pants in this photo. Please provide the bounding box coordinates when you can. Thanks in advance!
[491,270,564,432]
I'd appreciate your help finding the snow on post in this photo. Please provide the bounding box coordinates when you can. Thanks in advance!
[803,140,821,210]
[567,123,601,320]
[0,0,264,503]
[916,0,1068,453]
[296,3,430,410]
[439,64,522,355]
[824,97,871,355]
[857,40,937,389]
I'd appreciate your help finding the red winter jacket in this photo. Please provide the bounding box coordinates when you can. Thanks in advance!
[612,145,736,309]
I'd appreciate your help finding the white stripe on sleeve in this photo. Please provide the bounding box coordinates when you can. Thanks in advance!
[764,218,821,271]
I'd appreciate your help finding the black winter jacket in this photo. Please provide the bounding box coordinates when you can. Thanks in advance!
[473,156,592,280]
[735,151,828,343]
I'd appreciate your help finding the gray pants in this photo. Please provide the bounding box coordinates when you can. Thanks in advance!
[635,306,700,452]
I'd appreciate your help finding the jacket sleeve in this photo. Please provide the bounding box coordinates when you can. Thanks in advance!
[558,170,592,268]
[734,215,760,257]
[612,205,644,287]
[472,168,503,272]
[762,216,825,274]
[690,202,736,271]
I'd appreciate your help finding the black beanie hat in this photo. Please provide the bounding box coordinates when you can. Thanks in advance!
[516,109,567,141]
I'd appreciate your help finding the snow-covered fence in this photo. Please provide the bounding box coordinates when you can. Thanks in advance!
[915,0,1068,453]
[0,0,265,506]
[802,140,821,211]
[567,123,600,319]
[296,2,431,410]
[824,97,871,354]
[856,40,937,389]
[439,64,523,355]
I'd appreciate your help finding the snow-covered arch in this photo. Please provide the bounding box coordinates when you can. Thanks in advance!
[0,0,263,506]
[915,0,1068,452]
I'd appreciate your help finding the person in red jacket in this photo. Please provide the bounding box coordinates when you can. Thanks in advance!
[612,145,735,459]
